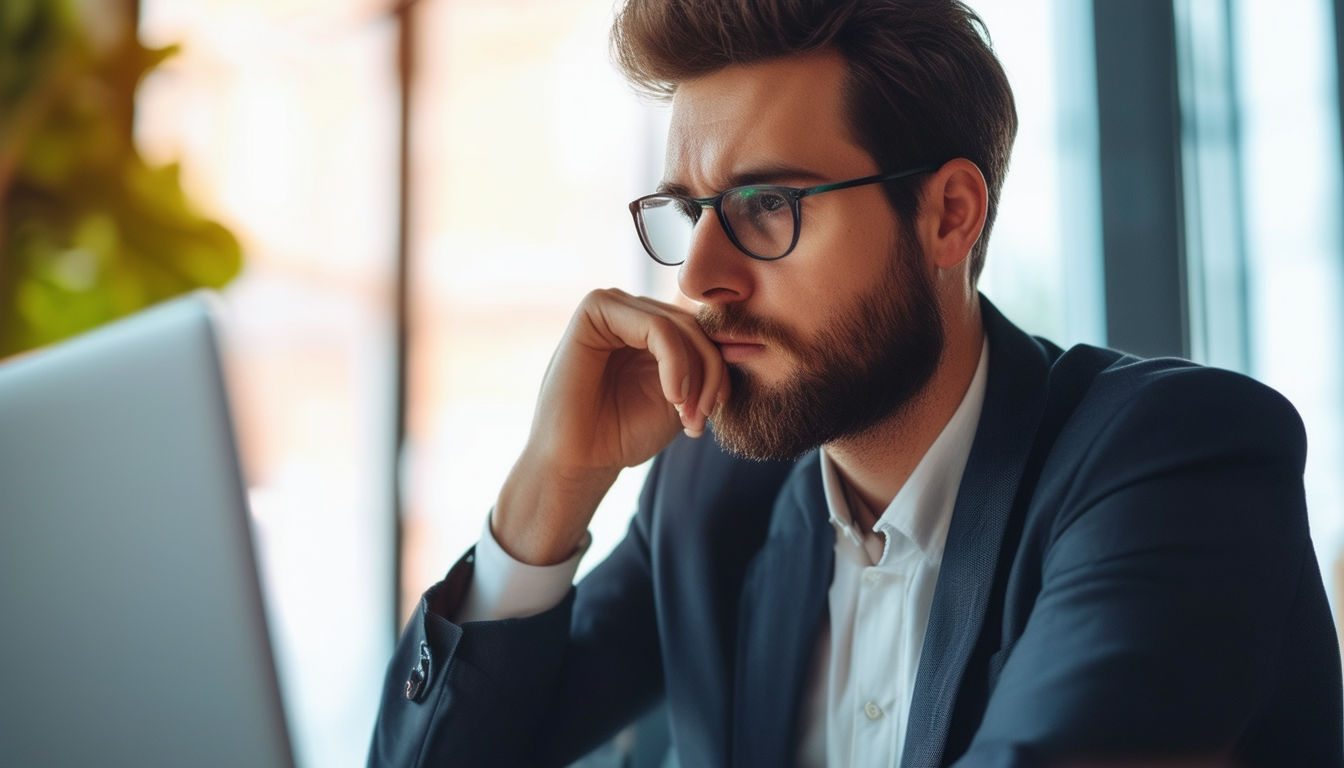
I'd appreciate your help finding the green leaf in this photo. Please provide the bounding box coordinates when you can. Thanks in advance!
[1,0,241,358]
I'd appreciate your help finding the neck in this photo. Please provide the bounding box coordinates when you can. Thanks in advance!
[826,303,983,536]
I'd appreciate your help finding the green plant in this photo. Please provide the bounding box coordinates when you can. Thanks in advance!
[0,0,241,357]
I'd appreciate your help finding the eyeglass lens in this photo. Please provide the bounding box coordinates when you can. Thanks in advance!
[637,187,796,265]
[637,197,695,266]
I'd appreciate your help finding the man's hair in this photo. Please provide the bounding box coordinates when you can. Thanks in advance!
[611,0,1017,282]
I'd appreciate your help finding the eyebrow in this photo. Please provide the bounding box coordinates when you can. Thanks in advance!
[657,165,831,197]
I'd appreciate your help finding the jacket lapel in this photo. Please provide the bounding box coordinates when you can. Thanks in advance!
[900,298,1054,767]
[731,452,835,768]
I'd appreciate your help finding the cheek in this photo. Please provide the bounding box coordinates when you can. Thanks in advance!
[785,232,894,311]
[809,195,897,255]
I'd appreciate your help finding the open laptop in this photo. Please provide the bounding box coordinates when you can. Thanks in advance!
[0,293,295,768]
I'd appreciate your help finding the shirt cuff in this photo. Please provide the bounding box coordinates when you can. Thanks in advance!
[455,511,591,623]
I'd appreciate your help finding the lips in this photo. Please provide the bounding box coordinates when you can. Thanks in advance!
[710,335,767,363]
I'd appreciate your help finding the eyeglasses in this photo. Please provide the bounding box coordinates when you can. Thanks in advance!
[628,165,937,266]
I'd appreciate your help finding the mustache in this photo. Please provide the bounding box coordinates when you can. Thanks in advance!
[695,303,802,357]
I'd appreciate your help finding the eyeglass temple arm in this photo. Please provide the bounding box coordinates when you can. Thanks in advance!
[798,164,940,198]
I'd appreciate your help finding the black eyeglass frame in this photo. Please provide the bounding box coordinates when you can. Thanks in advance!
[628,164,939,266]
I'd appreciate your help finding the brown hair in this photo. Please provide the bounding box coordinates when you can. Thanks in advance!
[611,0,1017,282]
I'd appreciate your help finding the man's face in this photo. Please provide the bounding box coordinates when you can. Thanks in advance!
[665,51,944,460]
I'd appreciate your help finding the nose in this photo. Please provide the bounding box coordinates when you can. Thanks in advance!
[677,208,755,305]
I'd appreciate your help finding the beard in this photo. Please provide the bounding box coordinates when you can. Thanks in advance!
[696,231,945,461]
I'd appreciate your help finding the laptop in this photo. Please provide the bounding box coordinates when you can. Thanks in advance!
[0,293,296,768]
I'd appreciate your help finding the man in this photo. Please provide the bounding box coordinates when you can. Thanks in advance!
[368,1,1342,766]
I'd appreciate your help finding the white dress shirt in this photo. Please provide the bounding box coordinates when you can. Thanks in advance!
[458,339,989,768]
[796,339,987,768]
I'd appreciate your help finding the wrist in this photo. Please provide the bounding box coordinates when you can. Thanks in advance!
[492,452,618,566]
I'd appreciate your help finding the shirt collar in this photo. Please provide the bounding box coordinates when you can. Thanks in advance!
[819,337,990,566]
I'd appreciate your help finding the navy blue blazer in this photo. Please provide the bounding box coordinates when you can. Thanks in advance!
[369,299,1342,768]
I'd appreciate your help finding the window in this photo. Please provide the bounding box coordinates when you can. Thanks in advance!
[137,2,397,766]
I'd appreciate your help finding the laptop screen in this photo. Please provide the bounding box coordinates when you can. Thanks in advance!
[0,294,295,768]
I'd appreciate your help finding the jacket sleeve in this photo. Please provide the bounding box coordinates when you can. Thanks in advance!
[367,455,669,768]
[954,367,1342,767]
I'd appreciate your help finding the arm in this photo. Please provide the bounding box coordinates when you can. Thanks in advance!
[492,288,728,566]
[955,369,1340,766]
[368,288,728,768]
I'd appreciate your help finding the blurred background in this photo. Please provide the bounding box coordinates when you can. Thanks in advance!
[3,0,1344,765]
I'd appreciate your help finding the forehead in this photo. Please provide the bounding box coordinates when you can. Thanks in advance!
[665,51,876,190]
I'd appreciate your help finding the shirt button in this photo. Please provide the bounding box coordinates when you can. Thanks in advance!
[864,701,884,720]
[864,571,882,585]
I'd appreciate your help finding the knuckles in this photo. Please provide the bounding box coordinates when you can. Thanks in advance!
[569,290,713,367]
[582,287,632,308]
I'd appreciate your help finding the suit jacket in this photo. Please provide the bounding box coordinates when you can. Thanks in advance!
[368,298,1343,768]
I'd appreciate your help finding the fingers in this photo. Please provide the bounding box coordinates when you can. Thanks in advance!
[579,289,730,436]
[629,298,731,420]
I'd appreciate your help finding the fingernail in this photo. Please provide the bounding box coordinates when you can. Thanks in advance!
[680,375,690,403]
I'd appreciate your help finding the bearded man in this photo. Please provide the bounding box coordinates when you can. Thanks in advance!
[368,1,1342,766]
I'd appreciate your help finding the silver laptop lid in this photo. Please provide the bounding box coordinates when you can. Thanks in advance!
[0,293,295,768]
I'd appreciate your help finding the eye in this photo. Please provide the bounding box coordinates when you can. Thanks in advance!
[738,187,790,215]
[759,192,788,212]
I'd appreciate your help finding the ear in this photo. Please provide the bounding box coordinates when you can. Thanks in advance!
[918,158,988,271]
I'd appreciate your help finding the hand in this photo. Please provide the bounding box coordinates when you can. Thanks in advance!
[492,288,730,565]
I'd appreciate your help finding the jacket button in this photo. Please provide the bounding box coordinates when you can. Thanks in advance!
[405,641,431,701]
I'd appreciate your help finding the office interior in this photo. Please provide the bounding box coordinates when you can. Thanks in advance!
[2,0,1342,766]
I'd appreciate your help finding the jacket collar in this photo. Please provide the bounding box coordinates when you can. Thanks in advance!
[732,450,833,768]
[900,296,1053,767]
